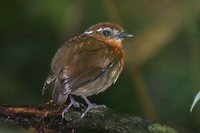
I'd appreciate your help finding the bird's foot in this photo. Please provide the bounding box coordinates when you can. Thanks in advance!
[62,96,80,118]
[70,96,80,108]
[81,103,106,118]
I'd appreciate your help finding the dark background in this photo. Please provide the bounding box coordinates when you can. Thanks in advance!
[0,0,200,132]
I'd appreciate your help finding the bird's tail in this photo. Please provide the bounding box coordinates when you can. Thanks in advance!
[42,73,55,96]
[52,79,68,105]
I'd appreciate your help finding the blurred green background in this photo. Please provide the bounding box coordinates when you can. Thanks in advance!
[0,0,200,132]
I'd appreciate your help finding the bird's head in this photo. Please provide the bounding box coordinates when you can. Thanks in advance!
[84,22,133,44]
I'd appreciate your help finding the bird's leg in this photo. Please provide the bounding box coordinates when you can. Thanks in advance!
[81,96,106,118]
[62,95,80,118]
[69,95,80,108]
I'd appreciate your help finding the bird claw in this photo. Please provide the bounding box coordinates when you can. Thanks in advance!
[62,95,106,119]
[81,104,106,118]
[62,104,72,118]
[62,96,80,118]
[70,96,80,108]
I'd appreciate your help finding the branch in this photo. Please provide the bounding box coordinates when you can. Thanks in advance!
[0,102,177,133]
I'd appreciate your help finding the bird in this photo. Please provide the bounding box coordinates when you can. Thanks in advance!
[42,22,133,118]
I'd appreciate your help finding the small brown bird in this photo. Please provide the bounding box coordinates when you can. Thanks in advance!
[42,22,133,118]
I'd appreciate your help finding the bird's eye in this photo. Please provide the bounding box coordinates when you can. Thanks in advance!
[102,30,111,37]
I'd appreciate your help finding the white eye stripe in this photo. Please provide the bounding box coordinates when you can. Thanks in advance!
[97,27,111,32]
[84,27,120,35]
[97,28,103,32]
[84,31,93,34]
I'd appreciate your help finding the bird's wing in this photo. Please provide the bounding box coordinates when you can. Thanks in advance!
[52,35,118,95]
[42,73,55,95]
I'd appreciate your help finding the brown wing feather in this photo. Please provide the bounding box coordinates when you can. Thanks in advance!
[50,35,117,104]
[42,73,55,95]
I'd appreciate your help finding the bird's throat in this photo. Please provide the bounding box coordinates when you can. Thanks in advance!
[104,39,125,64]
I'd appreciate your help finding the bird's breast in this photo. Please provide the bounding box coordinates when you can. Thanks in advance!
[103,39,125,65]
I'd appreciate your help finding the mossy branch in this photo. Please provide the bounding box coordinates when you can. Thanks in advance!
[0,102,177,133]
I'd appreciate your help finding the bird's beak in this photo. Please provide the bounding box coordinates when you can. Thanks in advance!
[118,32,134,39]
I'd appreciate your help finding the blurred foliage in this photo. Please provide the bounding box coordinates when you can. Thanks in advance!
[0,0,200,132]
